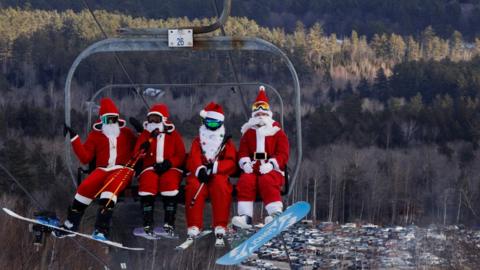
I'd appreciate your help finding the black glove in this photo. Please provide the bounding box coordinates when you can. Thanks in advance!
[129,117,144,133]
[198,167,209,183]
[140,141,150,151]
[206,163,214,174]
[64,124,77,138]
[154,160,172,175]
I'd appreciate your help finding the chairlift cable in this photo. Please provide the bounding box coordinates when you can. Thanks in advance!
[0,163,113,269]
[81,0,150,109]
[211,0,250,120]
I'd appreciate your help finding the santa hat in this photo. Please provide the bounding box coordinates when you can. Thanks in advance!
[145,103,175,133]
[99,98,120,117]
[199,102,225,121]
[92,98,125,130]
[252,86,272,117]
[147,104,170,119]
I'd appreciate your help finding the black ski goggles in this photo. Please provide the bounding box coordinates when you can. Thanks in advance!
[101,115,119,124]
[147,114,163,124]
[203,117,223,129]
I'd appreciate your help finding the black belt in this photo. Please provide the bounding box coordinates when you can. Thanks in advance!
[253,152,267,161]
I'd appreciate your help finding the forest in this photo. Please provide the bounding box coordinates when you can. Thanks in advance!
[0,3,480,251]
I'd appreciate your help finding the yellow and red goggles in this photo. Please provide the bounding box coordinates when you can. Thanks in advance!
[252,101,270,112]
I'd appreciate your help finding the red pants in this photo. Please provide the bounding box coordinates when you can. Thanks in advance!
[76,167,134,204]
[138,168,182,196]
[237,171,284,205]
[185,174,232,229]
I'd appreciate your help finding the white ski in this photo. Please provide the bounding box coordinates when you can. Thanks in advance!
[3,208,144,251]
[175,230,211,251]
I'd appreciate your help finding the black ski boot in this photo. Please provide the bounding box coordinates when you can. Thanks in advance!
[93,199,114,241]
[52,200,87,238]
[162,195,178,238]
[140,195,155,235]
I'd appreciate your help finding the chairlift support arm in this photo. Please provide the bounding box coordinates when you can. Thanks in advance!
[117,0,231,36]
[64,36,301,197]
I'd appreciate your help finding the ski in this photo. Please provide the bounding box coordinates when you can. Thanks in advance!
[216,201,310,265]
[133,226,179,240]
[175,230,212,251]
[133,227,163,240]
[3,208,144,251]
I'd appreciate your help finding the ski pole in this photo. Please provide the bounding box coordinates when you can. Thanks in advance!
[189,183,205,208]
[94,129,160,198]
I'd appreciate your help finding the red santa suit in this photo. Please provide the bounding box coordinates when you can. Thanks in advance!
[236,87,289,218]
[134,104,186,196]
[185,103,236,234]
[71,98,136,205]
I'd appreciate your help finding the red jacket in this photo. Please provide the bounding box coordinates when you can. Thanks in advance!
[238,122,289,172]
[71,127,136,169]
[187,137,237,177]
[134,129,186,170]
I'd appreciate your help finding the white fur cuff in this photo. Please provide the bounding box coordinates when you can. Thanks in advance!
[195,165,207,177]
[265,201,283,215]
[212,161,219,174]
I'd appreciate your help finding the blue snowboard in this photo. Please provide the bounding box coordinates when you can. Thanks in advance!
[216,201,310,265]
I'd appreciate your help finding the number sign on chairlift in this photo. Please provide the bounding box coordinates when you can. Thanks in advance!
[168,29,193,48]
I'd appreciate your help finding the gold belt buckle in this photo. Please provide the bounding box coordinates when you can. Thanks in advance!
[253,152,267,160]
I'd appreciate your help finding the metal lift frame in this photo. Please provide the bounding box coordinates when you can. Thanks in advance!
[64,0,301,196]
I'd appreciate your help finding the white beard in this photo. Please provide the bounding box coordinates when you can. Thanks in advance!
[145,123,164,133]
[240,115,277,135]
[102,123,120,138]
[199,125,225,162]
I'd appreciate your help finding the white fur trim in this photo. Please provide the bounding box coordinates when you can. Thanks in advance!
[101,113,119,117]
[70,134,79,142]
[238,201,254,217]
[205,111,224,121]
[195,165,207,177]
[99,165,125,172]
[156,133,165,163]
[138,191,156,196]
[269,158,280,170]
[199,110,207,118]
[160,190,179,196]
[238,157,251,169]
[214,226,226,235]
[74,193,93,205]
[265,201,283,215]
[212,161,219,174]
[100,191,117,203]
[147,111,165,118]
[256,130,266,153]
[140,166,154,175]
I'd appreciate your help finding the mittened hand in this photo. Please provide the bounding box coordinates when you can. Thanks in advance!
[63,124,77,138]
[154,160,172,175]
[242,161,254,174]
[259,162,274,174]
[140,141,150,151]
[198,167,209,183]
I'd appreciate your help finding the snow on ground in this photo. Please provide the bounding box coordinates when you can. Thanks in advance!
[229,222,480,269]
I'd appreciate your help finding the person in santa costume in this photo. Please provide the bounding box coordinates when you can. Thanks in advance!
[134,103,186,237]
[185,102,236,245]
[55,98,137,240]
[232,86,289,228]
